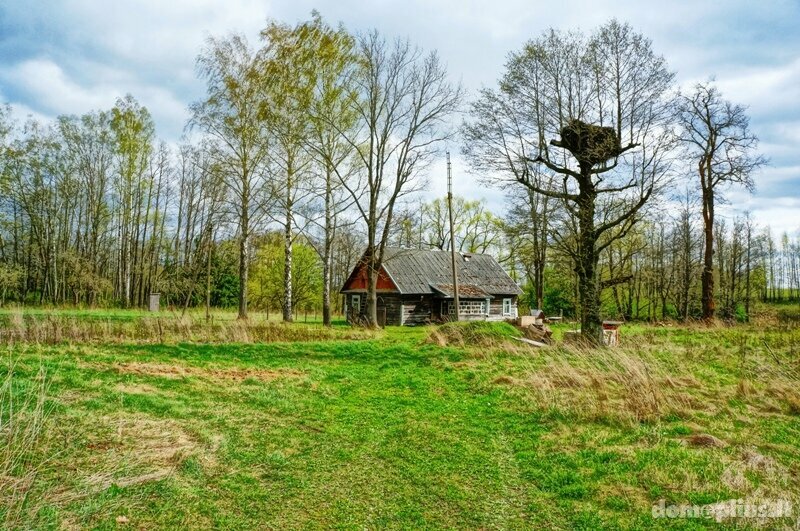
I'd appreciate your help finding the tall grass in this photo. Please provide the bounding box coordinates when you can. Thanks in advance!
[430,320,800,427]
[0,311,376,345]
[0,363,49,528]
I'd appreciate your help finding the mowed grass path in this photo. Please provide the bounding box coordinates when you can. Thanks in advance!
[3,320,800,528]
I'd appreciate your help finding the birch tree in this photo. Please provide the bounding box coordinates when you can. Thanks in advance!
[190,34,271,319]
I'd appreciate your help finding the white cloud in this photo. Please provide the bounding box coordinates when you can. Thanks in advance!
[0,0,797,231]
[3,58,115,115]
[0,57,190,138]
[714,58,800,122]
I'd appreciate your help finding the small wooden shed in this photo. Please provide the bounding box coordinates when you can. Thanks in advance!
[602,320,623,346]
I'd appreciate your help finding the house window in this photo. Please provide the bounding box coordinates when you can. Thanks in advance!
[444,300,487,316]
[351,294,361,313]
[502,298,512,316]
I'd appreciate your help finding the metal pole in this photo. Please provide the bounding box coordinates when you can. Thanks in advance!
[447,152,460,321]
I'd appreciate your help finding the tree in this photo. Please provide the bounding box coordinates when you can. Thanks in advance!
[672,190,700,320]
[336,31,462,327]
[190,34,272,319]
[58,111,114,306]
[257,19,319,323]
[418,196,503,254]
[302,14,359,327]
[110,95,157,307]
[505,187,552,310]
[464,20,675,343]
[677,82,766,321]
[249,232,322,316]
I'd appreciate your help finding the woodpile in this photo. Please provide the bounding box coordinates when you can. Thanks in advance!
[522,322,553,344]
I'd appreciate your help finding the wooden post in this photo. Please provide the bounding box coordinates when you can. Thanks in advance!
[446,152,460,321]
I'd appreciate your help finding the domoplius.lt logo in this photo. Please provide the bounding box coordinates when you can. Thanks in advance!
[652,498,794,523]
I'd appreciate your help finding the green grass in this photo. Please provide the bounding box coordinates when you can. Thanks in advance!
[2,315,799,529]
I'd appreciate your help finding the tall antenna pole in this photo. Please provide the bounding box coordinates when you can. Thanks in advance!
[447,152,460,321]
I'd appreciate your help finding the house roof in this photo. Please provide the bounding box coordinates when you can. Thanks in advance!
[378,247,522,296]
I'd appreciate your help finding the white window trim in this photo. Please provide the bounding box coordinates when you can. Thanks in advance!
[502,298,512,316]
[443,300,487,316]
[352,294,361,313]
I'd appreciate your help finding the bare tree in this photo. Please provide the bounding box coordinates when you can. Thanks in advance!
[677,82,766,321]
[336,31,462,326]
[464,20,676,342]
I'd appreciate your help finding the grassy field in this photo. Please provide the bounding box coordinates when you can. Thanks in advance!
[2,310,800,529]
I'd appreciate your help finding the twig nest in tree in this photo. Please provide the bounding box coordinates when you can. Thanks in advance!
[551,119,623,166]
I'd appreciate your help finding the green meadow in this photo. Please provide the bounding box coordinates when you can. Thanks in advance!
[2,310,800,529]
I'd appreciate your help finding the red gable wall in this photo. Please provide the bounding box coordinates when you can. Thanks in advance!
[342,262,398,291]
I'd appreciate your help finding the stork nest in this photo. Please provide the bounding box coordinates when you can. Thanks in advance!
[550,119,624,166]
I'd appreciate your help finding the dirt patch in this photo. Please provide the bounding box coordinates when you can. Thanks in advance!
[685,433,728,449]
[114,382,160,394]
[742,448,777,472]
[104,362,305,383]
[50,414,202,504]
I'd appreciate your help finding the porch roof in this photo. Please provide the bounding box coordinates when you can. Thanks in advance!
[429,283,492,299]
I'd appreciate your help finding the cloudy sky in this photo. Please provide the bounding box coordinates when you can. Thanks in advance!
[1,0,798,235]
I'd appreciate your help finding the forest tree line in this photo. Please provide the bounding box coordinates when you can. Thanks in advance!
[0,14,793,333]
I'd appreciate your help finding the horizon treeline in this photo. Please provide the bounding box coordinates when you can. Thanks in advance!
[0,14,796,324]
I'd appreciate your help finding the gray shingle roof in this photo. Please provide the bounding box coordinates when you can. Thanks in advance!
[381,247,522,296]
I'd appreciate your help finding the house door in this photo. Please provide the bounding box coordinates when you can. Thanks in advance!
[349,294,361,321]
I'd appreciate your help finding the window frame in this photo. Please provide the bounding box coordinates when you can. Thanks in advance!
[502,298,512,316]
[443,299,487,316]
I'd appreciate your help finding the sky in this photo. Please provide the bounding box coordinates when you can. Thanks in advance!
[0,0,798,236]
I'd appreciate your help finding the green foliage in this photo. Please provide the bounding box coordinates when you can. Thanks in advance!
[249,233,323,313]
[0,263,23,303]
[211,240,240,308]
[543,266,575,317]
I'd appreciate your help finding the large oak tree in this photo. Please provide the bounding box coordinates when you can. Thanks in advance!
[464,20,676,342]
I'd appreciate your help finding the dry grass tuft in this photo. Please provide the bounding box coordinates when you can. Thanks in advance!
[425,321,521,349]
[0,364,50,528]
[767,384,800,415]
[50,414,201,504]
[105,362,305,383]
[0,313,375,346]
[736,378,754,399]
[113,382,161,395]
[488,343,702,424]
[477,321,800,428]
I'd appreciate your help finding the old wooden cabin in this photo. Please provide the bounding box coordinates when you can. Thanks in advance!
[340,247,522,326]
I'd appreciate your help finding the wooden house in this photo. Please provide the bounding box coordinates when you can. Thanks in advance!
[340,247,522,326]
